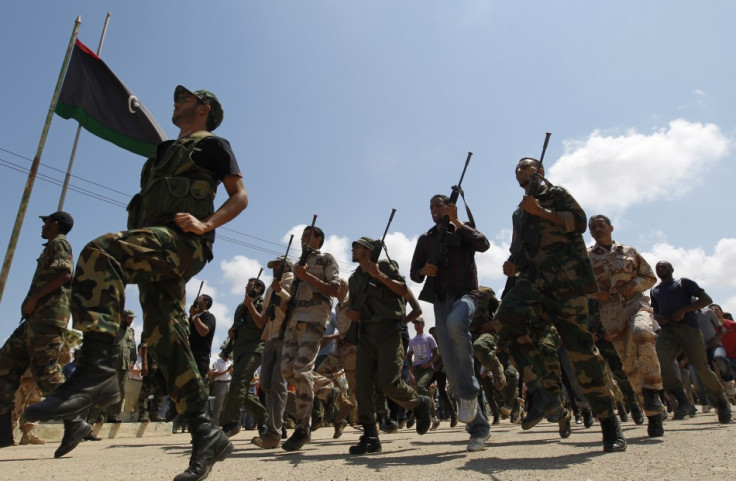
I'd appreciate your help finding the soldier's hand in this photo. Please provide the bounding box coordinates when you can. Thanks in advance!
[21,296,37,317]
[345,309,361,322]
[174,213,208,235]
[244,296,253,307]
[590,291,614,302]
[672,309,686,323]
[439,203,460,226]
[228,328,235,339]
[294,264,309,280]
[619,281,637,298]
[363,261,381,279]
[520,195,545,217]
[271,279,282,292]
[420,263,438,277]
[502,261,518,277]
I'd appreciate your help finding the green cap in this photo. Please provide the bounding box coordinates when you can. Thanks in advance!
[352,236,376,251]
[122,309,136,318]
[174,85,224,131]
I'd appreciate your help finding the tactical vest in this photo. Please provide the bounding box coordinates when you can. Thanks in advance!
[127,132,219,243]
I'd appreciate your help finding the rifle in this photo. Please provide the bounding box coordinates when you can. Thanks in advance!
[264,234,295,321]
[418,152,473,303]
[345,208,397,345]
[224,268,264,356]
[502,132,551,298]
[279,215,318,340]
[190,280,205,313]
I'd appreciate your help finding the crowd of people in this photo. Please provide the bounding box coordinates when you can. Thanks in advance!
[0,84,733,481]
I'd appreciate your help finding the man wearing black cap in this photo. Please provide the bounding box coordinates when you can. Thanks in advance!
[24,85,248,480]
[0,211,74,448]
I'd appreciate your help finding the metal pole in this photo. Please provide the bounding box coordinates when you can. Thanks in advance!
[0,16,81,304]
[58,12,110,210]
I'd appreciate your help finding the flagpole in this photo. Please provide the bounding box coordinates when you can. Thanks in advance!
[0,16,81,304]
[59,12,110,211]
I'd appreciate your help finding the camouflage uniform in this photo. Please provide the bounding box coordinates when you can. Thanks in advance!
[0,233,72,416]
[220,296,268,429]
[471,287,520,416]
[588,241,663,414]
[494,185,616,419]
[315,294,358,422]
[12,369,44,444]
[107,324,137,420]
[280,250,340,432]
[70,132,237,416]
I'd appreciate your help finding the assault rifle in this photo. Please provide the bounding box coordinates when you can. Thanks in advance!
[502,132,551,298]
[190,280,205,313]
[264,234,295,322]
[224,268,264,356]
[418,152,472,303]
[279,215,318,340]
[345,208,397,345]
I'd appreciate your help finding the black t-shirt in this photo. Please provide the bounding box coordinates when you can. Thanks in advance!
[155,136,241,181]
[189,311,216,366]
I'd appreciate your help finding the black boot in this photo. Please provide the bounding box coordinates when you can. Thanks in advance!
[558,408,572,439]
[642,388,665,414]
[54,416,93,458]
[414,395,432,435]
[581,407,594,428]
[282,426,310,452]
[630,404,645,425]
[715,393,732,424]
[522,388,561,431]
[600,416,627,452]
[174,410,233,481]
[617,402,628,423]
[647,414,664,437]
[23,334,120,422]
[349,424,382,455]
[671,388,696,420]
[0,411,14,448]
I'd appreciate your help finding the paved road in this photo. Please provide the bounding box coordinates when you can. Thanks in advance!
[1,412,733,480]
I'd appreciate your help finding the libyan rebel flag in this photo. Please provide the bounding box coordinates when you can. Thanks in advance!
[54,39,166,157]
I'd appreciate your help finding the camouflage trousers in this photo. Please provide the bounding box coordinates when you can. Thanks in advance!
[599,300,663,398]
[0,320,65,415]
[281,320,333,431]
[596,339,638,408]
[473,333,519,412]
[494,278,615,419]
[137,366,165,419]
[12,370,42,433]
[72,227,209,416]
[316,342,358,421]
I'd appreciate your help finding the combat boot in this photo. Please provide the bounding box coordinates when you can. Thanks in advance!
[349,424,382,455]
[642,388,665,415]
[617,402,628,423]
[600,415,627,452]
[671,388,696,420]
[23,334,120,422]
[630,404,645,425]
[558,408,572,439]
[282,426,310,451]
[19,424,46,445]
[174,410,233,481]
[646,414,664,437]
[581,407,594,428]
[522,388,561,431]
[414,395,432,435]
[0,411,14,448]
[54,416,93,458]
[715,393,732,424]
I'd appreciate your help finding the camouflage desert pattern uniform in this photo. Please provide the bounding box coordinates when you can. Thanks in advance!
[0,233,72,415]
[494,184,616,418]
[588,241,664,414]
[280,250,340,432]
[72,132,222,416]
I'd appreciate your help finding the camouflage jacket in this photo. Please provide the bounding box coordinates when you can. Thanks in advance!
[588,241,656,303]
[112,326,137,371]
[470,285,500,333]
[510,184,597,299]
[25,234,73,328]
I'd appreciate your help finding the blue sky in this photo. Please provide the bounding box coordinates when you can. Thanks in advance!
[2,1,735,356]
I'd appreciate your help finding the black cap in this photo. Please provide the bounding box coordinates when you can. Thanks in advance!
[40,211,74,234]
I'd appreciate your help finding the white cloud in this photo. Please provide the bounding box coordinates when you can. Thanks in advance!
[220,255,264,295]
[550,119,730,216]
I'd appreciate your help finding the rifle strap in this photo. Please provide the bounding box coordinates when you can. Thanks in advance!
[459,189,477,229]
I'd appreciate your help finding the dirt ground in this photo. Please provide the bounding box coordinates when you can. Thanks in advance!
[0,412,733,481]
